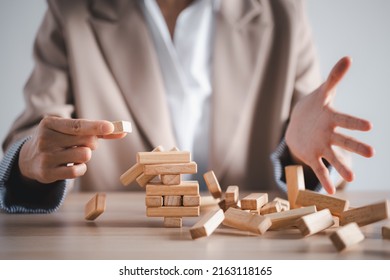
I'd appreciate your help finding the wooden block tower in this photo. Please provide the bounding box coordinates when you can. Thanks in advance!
[121,146,200,227]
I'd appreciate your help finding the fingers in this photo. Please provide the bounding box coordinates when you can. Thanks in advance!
[311,159,335,194]
[324,56,352,92]
[42,116,114,136]
[331,132,375,158]
[332,111,373,131]
[323,149,354,182]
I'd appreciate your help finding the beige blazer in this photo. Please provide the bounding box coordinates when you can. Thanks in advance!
[3,0,322,192]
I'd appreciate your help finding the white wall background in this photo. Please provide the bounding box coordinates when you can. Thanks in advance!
[0,0,389,190]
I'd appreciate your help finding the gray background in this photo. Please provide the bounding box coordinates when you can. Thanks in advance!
[0,0,389,190]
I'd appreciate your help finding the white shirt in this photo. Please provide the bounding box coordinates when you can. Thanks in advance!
[140,0,218,183]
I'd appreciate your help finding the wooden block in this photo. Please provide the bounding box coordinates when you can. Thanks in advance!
[260,201,281,215]
[145,196,163,207]
[190,209,224,239]
[120,162,144,186]
[223,208,272,235]
[241,193,268,210]
[296,209,335,237]
[85,193,106,221]
[329,222,365,251]
[339,200,389,227]
[169,146,180,151]
[218,199,240,212]
[146,181,199,196]
[144,162,197,175]
[200,196,221,207]
[137,151,191,164]
[273,197,290,211]
[285,165,305,208]
[296,190,349,216]
[125,146,163,187]
[183,195,201,207]
[161,174,181,185]
[164,217,182,228]
[111,120,132,134]
[203,170,222,199]
[264,205,317,230]
[146,206,199,217]
[164,196,183,206]
[225,185,239,203]
[382,225,390,240]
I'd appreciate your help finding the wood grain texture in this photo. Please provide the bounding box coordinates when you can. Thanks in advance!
[84,193,106,221]
[296,209,334,237]
[296,190,349,216]
[382,225,390,240]
[223,208,271,235]
[161,174,181,185]
[240,193,268,210]
[137,151,191,164]
[183,195,201,207]
[285,165,305,208]
[146,181,199,196]
[329,222,365,251]
[225,185,239,203]
[260,201,281,215]
[143,162,197,175]
[146,206,200,217]
[164,217,182,228]
[145,196,163,207]
[190,209,224,239]
[164,196,183,207]
[264,205,317,230]
[339,200,389,226]
[203,170,222,199]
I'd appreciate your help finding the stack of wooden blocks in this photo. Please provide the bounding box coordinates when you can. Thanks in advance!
[120,146,200,228]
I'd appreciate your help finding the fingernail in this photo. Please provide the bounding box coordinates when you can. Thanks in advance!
[100,122,114,135]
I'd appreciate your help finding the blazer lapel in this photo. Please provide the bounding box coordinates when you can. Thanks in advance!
[89,0,177,149]
[211,0,274,177]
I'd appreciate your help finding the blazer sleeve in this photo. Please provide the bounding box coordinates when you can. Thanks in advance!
[1,3,74,213]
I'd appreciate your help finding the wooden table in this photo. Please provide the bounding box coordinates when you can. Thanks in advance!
[1,191,390,260]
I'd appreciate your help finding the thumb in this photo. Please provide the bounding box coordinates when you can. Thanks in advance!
[324,56,352,92]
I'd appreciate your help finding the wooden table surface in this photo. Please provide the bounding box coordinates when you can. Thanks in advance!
[1,191,390,260]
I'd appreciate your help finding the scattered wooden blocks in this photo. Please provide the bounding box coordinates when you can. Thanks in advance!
[382,226,390,240]
[137,151,191,164]
[296,209,334,237]
[223,208,272,235]
[339,200,389,227]
[296,190,349,216]
[260,201,281,215]
[111,120,132,134]
[264,205,317,230]
[190,209,225,239]
[329,222,365,251]
[85,193,106,221]
[203,170,222,198]
[285,165,305,209]
[241,193,268,210]
[164,217,182,228]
